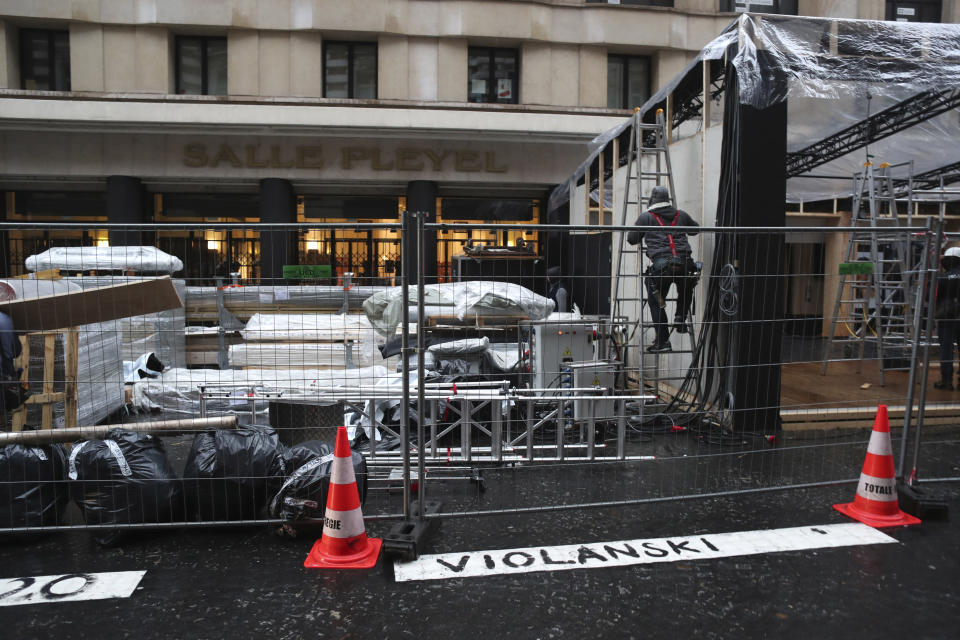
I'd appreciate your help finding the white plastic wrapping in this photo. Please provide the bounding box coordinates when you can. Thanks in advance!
[363,282,554,337]
[241,313,376,342]
[427,337,490,356]
[64,276,186,368]
[228,342,384,369]
[130,365,392,415]
[26,246,184,273]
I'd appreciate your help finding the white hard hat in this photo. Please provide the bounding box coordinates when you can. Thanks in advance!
[944,247,960,259]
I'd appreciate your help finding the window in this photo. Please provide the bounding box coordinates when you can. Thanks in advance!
[720,0,798,13]
[324,42,377,99]
[175,36,227,95]
[886,1,941,22]
[468,47,519,104]
[607,55,650,110]
[20,29,70,91]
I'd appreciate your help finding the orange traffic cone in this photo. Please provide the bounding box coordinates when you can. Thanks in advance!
[304,426,382,569]
[833,405,921,528]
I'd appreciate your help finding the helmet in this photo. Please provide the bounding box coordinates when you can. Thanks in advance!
[648,185,671,205]
[944,247,960,260]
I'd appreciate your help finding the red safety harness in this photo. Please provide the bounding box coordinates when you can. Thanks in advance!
[650,210,680,257]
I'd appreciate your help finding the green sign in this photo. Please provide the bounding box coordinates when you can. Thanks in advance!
[283,264,333,279]
[839,262,874,275]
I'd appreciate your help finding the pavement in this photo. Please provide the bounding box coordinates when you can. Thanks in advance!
[1,429,959,639]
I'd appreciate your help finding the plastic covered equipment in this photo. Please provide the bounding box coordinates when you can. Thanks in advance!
[0,443,69,532]
[363,281,554,337]
[67,429,183,545]
[26,246,184,273]
[269,440,368,534]
[183,425,286,521]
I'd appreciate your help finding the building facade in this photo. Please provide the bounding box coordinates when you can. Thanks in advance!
[0,0,957,281]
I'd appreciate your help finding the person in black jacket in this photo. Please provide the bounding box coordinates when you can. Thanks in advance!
[934,247,960,390]
[627,186,699,352]
[545,266,570,314]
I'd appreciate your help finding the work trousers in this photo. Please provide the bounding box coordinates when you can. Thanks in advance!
[644,258,696,346]
[938,319,960,382]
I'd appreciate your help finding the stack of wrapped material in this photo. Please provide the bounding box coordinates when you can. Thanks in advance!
[228,313,391,370]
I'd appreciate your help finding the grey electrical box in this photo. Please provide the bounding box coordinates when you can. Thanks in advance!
[570,360,617,420]
[530,321,597,389]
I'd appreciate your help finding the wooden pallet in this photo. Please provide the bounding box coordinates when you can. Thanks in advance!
[10,329,78,431]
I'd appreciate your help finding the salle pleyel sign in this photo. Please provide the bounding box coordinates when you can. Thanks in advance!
[182,143,509,173]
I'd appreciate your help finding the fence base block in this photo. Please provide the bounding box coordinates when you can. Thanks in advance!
[382,500,442,561]
[898,484,950,521]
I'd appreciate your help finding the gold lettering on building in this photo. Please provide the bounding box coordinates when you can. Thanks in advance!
[211,143,242,168]
[183,143,208,167]
[342,147,369,170]
[270,145,295,169]
[245,145,269,168]
[396,148,424,171]
[183,144,509,173]
[370,149,394,171]
[296,146,323,169]
[455,150,481,172]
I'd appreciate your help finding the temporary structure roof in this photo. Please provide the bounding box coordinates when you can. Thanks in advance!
[549,13,960,211]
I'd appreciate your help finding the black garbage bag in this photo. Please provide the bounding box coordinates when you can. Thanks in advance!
[67,429,184,546]
[0,443,69,533]
[270,440,368,533]
[183,425,286,522]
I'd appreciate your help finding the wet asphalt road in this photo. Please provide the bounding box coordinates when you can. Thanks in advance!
[1,479,958,640]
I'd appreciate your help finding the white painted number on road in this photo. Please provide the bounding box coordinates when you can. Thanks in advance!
[0,571,146,606]
[393,523,897,582]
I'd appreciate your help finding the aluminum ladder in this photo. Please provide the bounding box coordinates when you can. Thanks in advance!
[821,161,920,385]
[608,109,694,398]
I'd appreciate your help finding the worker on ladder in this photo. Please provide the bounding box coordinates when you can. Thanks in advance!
[627,185,699,353]
[934,246,960,390]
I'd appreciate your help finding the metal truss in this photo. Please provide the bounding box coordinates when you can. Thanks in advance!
[786,89,960,178]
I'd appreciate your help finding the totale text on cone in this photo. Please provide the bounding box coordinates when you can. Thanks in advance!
[304,426,383,569]
[833,404,921,528]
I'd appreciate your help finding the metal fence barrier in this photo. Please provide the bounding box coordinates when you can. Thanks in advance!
[0,218,957,546]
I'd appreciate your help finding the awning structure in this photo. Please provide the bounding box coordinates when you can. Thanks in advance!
[550,13,960,211]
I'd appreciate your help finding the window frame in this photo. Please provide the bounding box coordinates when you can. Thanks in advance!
[607,54,651,111]
[19,28,71,92]
[174,35,227,96]
[467,46,520,105]
[322,41,378,99]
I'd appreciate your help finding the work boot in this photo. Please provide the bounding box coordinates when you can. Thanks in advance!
[646,342,672,353]
[934,379,954,391]
[673,315,689,333]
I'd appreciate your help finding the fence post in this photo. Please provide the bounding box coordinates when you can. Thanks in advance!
[416,210,427,519]
[904,217,942,485]
[899,217,933,479]
[400,209,412,520]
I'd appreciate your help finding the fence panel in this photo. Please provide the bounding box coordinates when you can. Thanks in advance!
[0,219,958,543]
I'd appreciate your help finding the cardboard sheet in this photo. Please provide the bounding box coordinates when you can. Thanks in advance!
[0,276,183,331]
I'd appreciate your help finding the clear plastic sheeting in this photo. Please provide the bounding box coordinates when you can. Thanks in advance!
[551,13,960,209]
[25,246,184,273]
[130,365,392,415]
[363,282,554,337]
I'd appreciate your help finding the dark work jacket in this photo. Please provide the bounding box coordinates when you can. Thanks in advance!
[936,265,960,320]
[626,202,699,261]
[0,312,20,381]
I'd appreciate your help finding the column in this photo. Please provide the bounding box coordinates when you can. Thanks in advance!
[106,175,148,246]
[406,180,438,283]
[259,178,297,282]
